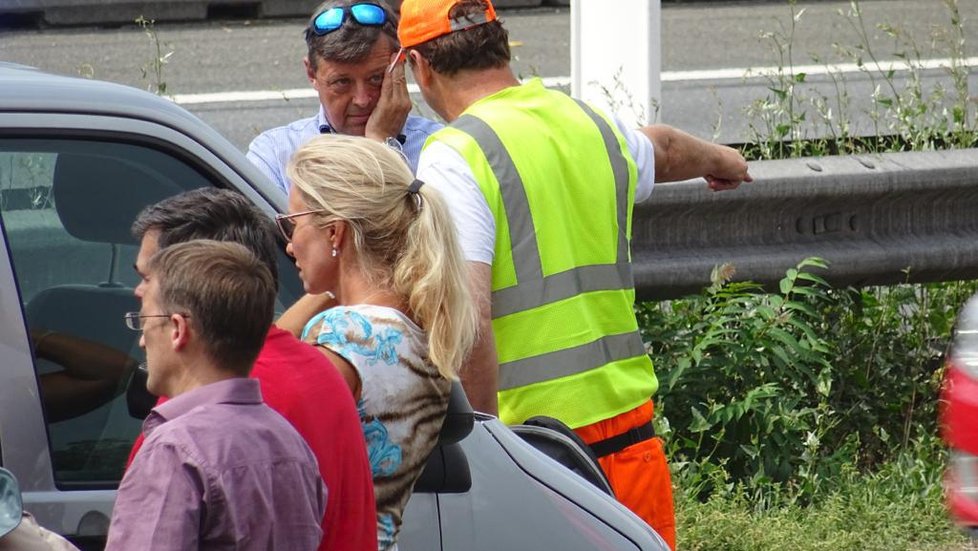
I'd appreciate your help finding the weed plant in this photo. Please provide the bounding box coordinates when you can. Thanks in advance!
[135,16,173,96]
[742,0,976,160]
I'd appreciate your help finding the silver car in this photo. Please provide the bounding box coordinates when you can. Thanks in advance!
[0,62,666,551]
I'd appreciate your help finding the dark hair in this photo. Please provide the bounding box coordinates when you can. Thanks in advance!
[305,0,400,68]
[131,187,280,288]
[150,240,275,375]
[410,0,509,76]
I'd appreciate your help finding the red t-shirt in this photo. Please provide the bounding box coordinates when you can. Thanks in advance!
[127,326,376,551]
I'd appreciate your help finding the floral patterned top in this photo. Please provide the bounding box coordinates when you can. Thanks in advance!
[302,305,450,551]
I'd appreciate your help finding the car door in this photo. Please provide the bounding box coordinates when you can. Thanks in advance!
[0,110,303,549]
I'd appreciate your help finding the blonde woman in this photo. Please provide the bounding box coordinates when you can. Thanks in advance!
[279,134,477,551]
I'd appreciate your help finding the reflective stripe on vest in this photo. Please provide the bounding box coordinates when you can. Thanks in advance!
[499,331,648,389]
[451,99,643,391]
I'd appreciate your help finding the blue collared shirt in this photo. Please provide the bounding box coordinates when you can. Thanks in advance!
[247,107,443,194]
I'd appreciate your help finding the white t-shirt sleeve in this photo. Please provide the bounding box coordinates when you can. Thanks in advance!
[417,142,496,265]
[608,113,656,203]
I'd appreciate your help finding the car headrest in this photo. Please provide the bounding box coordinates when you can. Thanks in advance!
[52,153,179,244]
[438,380,474,445]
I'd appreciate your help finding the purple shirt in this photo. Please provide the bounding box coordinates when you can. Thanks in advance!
[106,378,326,551]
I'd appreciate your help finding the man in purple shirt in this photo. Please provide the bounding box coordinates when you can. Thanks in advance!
[106,240,325,551]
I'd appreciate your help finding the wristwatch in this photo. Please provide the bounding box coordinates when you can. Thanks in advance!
[384,135,405,153]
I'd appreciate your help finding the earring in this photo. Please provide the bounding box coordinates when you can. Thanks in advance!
[331,247,339,258]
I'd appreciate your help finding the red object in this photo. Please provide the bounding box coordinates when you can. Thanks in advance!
[942,361,978,528]
[128,327,377,551]
[943,364,978,455]
[575,401,676,551]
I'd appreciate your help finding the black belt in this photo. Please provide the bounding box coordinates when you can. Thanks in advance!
[589,423,656,459]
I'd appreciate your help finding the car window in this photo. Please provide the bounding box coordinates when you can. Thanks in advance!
[0,139,296,489]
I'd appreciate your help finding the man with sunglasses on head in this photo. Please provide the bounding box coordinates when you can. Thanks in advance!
[247,0,441,194]
[397,1,752,549]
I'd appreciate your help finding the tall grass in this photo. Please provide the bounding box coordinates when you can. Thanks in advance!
[677,437,968,551]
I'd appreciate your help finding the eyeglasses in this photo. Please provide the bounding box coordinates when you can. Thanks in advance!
[275,209,327,242]
[310,3,388,36]
[124,312,189,331]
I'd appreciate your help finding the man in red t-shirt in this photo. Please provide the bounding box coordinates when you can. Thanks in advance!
[126,188,376,551]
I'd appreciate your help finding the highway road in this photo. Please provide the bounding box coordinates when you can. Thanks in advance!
[2,0,976,149]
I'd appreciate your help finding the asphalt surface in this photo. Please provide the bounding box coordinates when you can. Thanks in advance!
[1,0,976,148]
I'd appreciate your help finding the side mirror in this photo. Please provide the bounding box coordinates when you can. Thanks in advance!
[0,468,24,538]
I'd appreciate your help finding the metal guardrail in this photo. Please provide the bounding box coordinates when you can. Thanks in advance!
[633,148,978,300]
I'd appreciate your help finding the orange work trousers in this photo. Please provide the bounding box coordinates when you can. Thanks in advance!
[574,401,676,551]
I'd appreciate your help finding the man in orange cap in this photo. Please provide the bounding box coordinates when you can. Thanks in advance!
[397,1,752,549]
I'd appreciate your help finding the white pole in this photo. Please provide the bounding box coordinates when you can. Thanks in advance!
[570,0,661,127]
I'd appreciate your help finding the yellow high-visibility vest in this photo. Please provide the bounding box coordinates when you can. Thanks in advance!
[427,79,657,428]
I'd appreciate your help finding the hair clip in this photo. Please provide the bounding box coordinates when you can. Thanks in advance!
[407,179,425,212]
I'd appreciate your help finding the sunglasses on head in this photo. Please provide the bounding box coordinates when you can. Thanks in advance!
[311,3,388,36]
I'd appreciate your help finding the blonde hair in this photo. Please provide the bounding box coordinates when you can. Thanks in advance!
[287,134,476,379]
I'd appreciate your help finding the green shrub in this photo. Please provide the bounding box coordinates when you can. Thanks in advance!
[639,259,978,504]
[817,279,978,468]
[639,258,839,503]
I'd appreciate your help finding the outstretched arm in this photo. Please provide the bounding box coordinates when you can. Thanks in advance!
[639,125,752,190]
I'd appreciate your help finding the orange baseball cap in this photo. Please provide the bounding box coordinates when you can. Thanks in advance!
[398,0,498,49]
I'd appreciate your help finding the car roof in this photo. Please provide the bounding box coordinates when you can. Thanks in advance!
[0,62,286,208]
[0,62,228,149]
